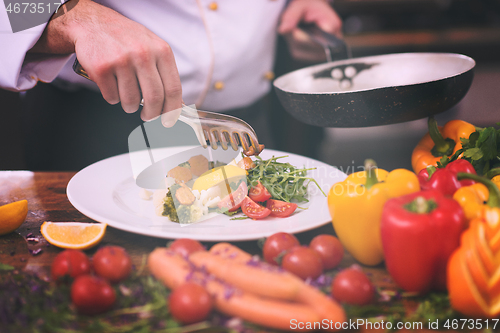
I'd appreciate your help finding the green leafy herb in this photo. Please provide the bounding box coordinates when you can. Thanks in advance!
[345,292,464,332]
[437,126,500,175]
[246,155,326,203]
[0,270,188,333]
[0,262,14,271]
[230,216,249,220]
[162,190,179,222]
[177,161,190,169]
[215,208,239,217]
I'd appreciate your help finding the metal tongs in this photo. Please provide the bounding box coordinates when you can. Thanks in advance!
[73,60,263,155]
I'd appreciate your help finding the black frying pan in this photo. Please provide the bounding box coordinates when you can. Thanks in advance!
[273,26,475,128]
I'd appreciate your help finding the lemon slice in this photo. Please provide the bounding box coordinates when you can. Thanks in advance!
[41,222,106,250]
[0,200,28,236]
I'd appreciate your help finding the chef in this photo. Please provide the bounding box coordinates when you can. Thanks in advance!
[0,0,342,169]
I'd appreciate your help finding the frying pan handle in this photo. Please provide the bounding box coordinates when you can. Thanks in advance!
[298,23,349,62]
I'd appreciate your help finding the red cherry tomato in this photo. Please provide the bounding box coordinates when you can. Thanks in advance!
[217,181,248,212]
[331,266,375,306]
[309,234,344,270]
[93,246,132,283]
[169,238,205,258]
[241,196,271,220]
[282,246,323,280]
[51,249,91,282]
[266,199,298,218]
[71,275,116,315]
[248,181,271,202]
[169,282,213,324]
[262,232,300,265]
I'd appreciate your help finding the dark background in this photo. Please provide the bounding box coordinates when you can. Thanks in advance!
[1,0,500,171]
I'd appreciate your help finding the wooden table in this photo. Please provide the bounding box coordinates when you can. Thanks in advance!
[0,171,446,332]
[0,171,355,273]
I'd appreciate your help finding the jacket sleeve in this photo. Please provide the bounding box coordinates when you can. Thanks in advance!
[0,8,72,92]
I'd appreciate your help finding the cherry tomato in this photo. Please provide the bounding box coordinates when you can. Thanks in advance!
[93,246,132,283]
[262,232,300,265]
[169,238,205,257]
[331,266,375,306]
[309,234,344,270]
[218,181,248,212]
[71,275,116,315]
[51,249,91,282]
[266,199,298,218]
[282,246,323,280]
[248,181,271,202]
[241,196,271,219]
[169,282,213,324]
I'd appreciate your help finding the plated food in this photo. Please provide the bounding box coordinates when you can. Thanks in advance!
[152,153,326,224]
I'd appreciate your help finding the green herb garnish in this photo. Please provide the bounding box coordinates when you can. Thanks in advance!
[162,190,179,222]
[230,216,249,220]
[0,262,14,271]
[0,271,185,332]
[438,125,500,175]
[246,155,326,203]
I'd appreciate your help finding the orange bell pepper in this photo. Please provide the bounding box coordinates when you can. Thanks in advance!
[447,173,500,318]
[412,117,475,174]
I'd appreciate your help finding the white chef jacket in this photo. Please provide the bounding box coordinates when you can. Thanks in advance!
[0,0,287,111]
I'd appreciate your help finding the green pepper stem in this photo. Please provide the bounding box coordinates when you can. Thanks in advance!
[457,173,500,208]
[486,167,500,180]
[426,165,437,179]
[428,117,456,157]
[404,196,437,214]
[364,159,379,190]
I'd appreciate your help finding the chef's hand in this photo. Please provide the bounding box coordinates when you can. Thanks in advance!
[278,0,343,62]
[29,0,182,124]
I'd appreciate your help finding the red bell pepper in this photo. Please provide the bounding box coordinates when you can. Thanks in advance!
[381,190,466,293]
[417,159,476,196]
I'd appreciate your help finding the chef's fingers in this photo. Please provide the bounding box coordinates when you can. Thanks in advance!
[161,107,182,128]
[116,67,142,113]
[156,47,183,126]
[137,66,164,121]
[303,5,343,37]
[88,65,120,105]
[278,1,304,34]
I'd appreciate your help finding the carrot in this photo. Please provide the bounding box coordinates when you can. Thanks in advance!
[209,242,253,263]
[148,248,322,332]
[189,250,346,325]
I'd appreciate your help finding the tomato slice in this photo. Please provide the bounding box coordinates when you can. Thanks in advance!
[241,196,271,219]
[217,181,248,212]
[249,181,271,202]
[266,199,298,218]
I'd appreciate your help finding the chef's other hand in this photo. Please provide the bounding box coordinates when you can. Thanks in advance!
[30,0,182,123]
[278,0,342,36]
[278,0,343,62]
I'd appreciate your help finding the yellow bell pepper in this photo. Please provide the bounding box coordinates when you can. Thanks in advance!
[453,183,489,222]
[412,117,475,174]
[493,175,500,189]
[328,160,420,266]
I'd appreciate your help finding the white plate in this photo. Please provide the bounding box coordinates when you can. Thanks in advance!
[67,147,347,241]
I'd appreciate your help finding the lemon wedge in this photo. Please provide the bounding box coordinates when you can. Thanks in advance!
[192,165,247,192]
[0,200,28,236]
[41,222,106,250]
